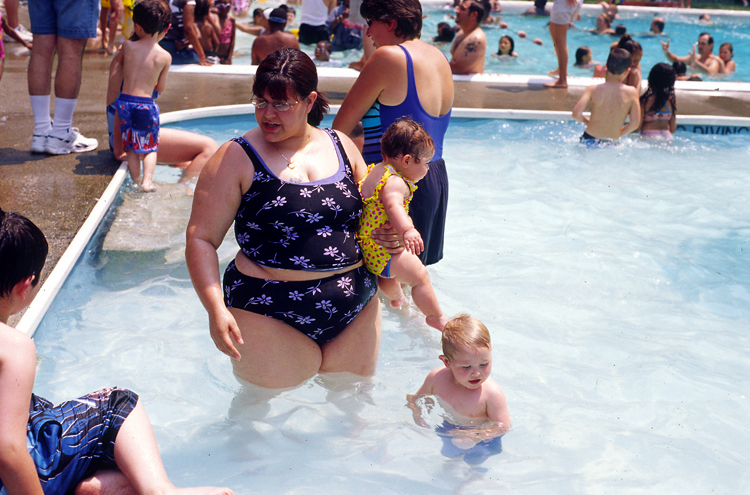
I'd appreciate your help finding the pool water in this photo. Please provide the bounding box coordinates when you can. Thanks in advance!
[34,115,750,494]
[229,2,750,82]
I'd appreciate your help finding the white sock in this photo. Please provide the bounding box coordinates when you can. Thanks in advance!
[30,95,52,136]
[51,97,77,136]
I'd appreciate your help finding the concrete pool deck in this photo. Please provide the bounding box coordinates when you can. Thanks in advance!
[2,3,749,326]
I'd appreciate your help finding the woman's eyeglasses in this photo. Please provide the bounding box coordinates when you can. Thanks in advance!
[251,97,301,112]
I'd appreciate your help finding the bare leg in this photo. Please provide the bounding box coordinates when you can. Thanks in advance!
[0,58,5,85]
[545,22,569,88]
[156,128,218,179]
[100,8,111,50]
[141,152,157,192]
[320,296,381,376]
[389,252,448,331]
[106,15,119,54]
[125,150,141,184]
[5,0,19,28]
[54,37,87,99]
[28,34,57,96]
[112,401,233,495]
[377,276,408,308]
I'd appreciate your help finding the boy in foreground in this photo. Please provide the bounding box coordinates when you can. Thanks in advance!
[113,0,172,191]
[0,207,233,495]
[573,48,641,144]
[407,314,511,464]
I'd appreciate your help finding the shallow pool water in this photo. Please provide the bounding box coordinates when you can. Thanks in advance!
[33,115,750,494]
[229,2,750,82]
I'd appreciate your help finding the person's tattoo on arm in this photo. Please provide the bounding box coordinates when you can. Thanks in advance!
[464,41,478,56]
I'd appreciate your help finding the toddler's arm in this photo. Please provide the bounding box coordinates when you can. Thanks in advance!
[380,177,424,255]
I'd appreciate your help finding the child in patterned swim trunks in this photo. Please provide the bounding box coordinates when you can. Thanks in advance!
[357,118,448,331]
[113,0,172,191]
[0,208,233,495]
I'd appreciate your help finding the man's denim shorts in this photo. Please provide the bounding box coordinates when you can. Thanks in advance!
[28,0,99,39]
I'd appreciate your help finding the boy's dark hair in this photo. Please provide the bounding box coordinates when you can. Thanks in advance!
[652,18,664,32]
[606,47,632,75]
[0,208,48,297]
[614,24,626,36]
[268,8,288,28]
[574,46,590,66]
[466,0,485,23]
[672,60,686,76]
[360,0,422,40]
[433,22,455,42]
[133,0,172,35]
[380,117,435,162]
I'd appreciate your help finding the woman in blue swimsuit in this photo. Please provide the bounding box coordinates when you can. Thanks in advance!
[186,49,397,389]
[332,0,454,266]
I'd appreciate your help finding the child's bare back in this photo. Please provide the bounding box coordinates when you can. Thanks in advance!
[121,36,171,97]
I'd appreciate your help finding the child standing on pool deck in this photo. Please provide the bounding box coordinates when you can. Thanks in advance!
[0,208,234,495]
[573,48,641,144]
[357,118,449,331]
[113,0,172,192]
[407,314,511,462]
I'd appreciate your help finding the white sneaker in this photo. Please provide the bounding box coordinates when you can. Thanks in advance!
[4,24,33,43]
[45,128,99,155]
[30,132,49,153]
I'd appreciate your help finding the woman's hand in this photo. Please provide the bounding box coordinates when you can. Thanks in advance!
[402,227,424,255]
[209,307,244,361]
[370,222,406,255]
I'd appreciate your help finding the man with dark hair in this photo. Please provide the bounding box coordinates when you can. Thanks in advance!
[650,16,665,35]
[449,0,486,75]
[251,7,300,64]
[572,48,641,144]
[661,32,723,74]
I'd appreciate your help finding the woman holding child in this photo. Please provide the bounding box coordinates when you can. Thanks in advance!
[332,0,454,266]
[186,48,399,389]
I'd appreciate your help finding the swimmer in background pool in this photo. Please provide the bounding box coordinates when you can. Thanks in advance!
[661,32,723,75]
[639,63,677,139]
[0,208,234,495]
[719,42,735,74]
[572,48,641,144]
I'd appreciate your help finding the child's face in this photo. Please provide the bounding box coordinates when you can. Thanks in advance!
[442,345,493,390]
[582,50,592,64]
[498,37,511,55]
[631,50,642,66]
[719,45,732,62]
[396,149,433,182]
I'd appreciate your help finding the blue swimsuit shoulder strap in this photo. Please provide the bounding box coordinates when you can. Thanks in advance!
[324,128,354,179]
[232,136,266,172]
[398,45,418,97]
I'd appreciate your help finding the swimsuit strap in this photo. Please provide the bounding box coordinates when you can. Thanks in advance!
[325,128,354,180]
[232,136,265,171]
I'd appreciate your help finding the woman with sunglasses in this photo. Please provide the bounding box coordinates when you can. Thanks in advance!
[186,48,393,389]
[332,0,453,267]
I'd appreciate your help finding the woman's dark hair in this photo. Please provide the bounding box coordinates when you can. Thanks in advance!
[0,208,48,298]
[575,46,590,66]
[640,63,676,118]
[497,35,514,56]
[253,48,329,126]
[360,0,422,40]
[194,0,210,19]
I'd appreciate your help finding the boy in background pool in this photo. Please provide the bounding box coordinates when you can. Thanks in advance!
[407,314,511,464]
[572,48,641,145]
[0,208,234,495]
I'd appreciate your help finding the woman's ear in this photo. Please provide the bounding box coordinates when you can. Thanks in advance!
[305,91,318,113]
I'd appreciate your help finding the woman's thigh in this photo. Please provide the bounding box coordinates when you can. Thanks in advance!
[319,296,381,377]
[229,308,324,388]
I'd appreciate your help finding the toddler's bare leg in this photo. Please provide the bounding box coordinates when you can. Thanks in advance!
[141,152,157,192]
[125,150,141,185]
[389,252,448,331]
[377,276,408,308]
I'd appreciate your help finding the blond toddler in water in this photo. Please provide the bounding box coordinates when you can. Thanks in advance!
[357,118,448,331]
[407,314,511,460]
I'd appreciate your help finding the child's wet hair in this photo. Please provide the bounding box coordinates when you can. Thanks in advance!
[441,314,491,360]
[720,42,733,58]
[380,117,435,161]
[132,0,172,35]
[640,62,676,115]
[606,48,632,75]
[575,46,590,66]
[0,208,48,297]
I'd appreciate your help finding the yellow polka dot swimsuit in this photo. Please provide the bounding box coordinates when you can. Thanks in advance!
[358,164,418,276]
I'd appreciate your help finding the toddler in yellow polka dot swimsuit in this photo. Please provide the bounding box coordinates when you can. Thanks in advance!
[357,118,448,331]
